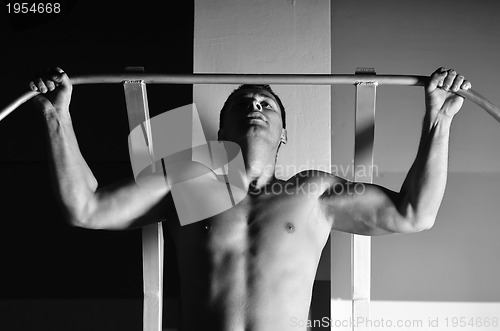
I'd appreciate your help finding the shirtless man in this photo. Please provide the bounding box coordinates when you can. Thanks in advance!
[30,67,470,331]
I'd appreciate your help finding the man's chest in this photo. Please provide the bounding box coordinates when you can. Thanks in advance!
[168,190,329,253]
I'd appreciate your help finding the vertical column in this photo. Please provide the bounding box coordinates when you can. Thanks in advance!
[193,4,331,328]
[352,68,377,331]
[123,67,164,331]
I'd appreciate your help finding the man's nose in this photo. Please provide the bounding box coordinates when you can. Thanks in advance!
[251,100,262,112]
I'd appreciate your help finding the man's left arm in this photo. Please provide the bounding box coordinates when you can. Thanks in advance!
[397,67,470,230]
[320,67,471,235]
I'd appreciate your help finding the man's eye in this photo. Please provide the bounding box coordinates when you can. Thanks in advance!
[261,101,273,109]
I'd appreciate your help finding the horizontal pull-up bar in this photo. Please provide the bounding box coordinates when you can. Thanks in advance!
[1,73,499,123]
[72,73,429,86]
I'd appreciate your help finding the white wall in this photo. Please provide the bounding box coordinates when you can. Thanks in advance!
[330,0,500,302]
[193,0,331,180]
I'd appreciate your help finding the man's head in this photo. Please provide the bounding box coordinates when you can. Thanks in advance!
[218,84,287,151]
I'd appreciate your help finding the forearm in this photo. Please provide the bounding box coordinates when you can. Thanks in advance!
[43,108,98,224]
[399,111,453,229]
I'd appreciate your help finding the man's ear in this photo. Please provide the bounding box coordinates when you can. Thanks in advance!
[280,128,287,144]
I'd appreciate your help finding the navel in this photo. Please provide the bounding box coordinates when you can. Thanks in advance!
[285,222,295,233]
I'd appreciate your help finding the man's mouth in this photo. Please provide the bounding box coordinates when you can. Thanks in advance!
[247,112,268,123]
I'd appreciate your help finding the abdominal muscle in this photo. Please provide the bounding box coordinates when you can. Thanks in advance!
[167,183,331,331]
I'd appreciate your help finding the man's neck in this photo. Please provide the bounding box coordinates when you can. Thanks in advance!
[239,139,278,191]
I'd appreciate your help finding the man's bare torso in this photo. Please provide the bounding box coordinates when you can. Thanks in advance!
[164,172,333,331]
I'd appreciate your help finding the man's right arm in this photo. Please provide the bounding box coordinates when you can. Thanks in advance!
[32,68,169,230]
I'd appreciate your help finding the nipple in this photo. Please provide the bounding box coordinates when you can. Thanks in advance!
[286,222,295,233]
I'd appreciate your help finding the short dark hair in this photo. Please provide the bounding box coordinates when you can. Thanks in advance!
[219,84,286,130]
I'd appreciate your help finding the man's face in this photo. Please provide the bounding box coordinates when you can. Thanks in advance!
[219,88,287,148]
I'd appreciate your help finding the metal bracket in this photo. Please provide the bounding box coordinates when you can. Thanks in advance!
[352,67,376,331]
[123,67,164,331]
[355,67,378,87]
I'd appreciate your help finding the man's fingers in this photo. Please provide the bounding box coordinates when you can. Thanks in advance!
[428,67,447,92]
[44,79,56,91]
[442,69,457,91]
[53,68,72,92]
[29,81,38,92]
[34,77,48,93]
[428,67,471,95]
[30,67,71,93]
[461,80,472,90]
[451,75,464,92]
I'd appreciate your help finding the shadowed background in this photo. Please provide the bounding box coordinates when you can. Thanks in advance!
[0,1,192,330]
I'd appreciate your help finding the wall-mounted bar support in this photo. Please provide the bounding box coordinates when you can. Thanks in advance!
[352,68,377,331]
[123,67,164,331]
